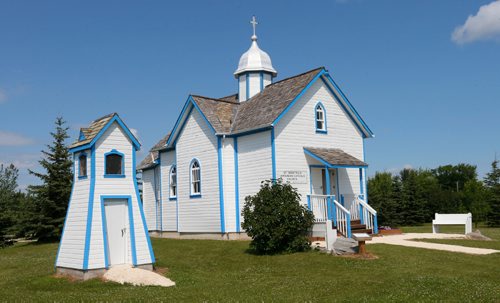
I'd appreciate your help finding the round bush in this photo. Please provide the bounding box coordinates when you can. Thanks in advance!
[242,179,314,254]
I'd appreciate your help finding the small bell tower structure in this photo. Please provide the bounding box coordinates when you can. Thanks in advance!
[235,16,277,102]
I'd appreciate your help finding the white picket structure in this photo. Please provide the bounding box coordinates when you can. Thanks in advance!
[348,196,360,221]
[308,195,351,237]
[308,195,331,223]
[353,196,378,233]
[333,199,351,238]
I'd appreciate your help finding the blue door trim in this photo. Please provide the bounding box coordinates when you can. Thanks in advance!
[100,195,137,267]
[82,146,96,270]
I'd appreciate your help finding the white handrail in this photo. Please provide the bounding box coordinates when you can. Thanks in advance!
[357,197,378,234]
[332,199,351,238]
[308,195,333,223]
[308,195,353,237]
[349,198,360,221]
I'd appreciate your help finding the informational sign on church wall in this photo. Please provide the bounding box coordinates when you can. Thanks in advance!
[278,170,308,184]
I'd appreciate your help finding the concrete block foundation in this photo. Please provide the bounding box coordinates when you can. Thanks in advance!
[56,264,154,281]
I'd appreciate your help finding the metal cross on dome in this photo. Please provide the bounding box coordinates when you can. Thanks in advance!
[250,16,258,37]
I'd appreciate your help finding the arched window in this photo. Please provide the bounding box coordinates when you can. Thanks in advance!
[170,166,177,198]
[78,153,87,178]
[190,160,201,196]
[315,103,327,133]
[104,150,124,177]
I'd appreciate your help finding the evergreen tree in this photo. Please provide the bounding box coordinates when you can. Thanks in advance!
[462,179,489,228]
[0,164,19,247]
[484,160,500,227]
[367,172,397,226]
[399,169,426,225]
[26,117,73,241]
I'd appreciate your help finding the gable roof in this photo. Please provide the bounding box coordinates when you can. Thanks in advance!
[191,95,239,133]
[137,132,171,170]
[159,66,373,152]
[231,67,324,133]
[69,113,141,152]
[304,147,367,167]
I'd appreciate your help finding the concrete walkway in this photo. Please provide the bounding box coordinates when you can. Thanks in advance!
[368,233,499,255]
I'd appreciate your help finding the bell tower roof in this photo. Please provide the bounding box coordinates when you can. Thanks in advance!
[234,16,277,78]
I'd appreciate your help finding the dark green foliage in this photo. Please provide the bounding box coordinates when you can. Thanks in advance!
[432,164,477,192]
[369,163,490,227]
[398,169,426,225]
[462,180,489,228]
[485,160,500,227]
[0,164,20,247]
[25,117,73,242]
[242,179,314,254]
[366,172,398,226]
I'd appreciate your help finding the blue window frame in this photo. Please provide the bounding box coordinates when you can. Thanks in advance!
[104,149,125,178]
[78,153,88,179]
[315,102,327,134]
[169,165,177,200]
[189,159,201,197]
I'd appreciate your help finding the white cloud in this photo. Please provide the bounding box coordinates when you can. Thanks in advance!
[0,89,6,104]
[386,164,413,175]
[0,153,39,169]
[0,131,35,146]
[452,0,500,44]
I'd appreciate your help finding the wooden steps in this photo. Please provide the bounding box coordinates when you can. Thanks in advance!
[334,219,372,237]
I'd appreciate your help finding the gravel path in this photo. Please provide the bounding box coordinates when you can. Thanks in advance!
[368,233,499,255]
[103,264,175,287]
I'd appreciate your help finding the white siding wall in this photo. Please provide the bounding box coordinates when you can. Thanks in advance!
[263,73,272,88]
[56,151,90,269]
[248,73,261,99]
[237,130,272,230]
[238,75,247,102]
[90,123,152,268]
[142,169,156,231]
[57,122,153,270]
[222,138,236,232]
[160,150,177,231]
[153,165,161,230]
[176,109,220,232]
[275,79,365,205]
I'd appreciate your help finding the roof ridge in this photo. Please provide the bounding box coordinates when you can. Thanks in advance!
[191,94,240,105]
[91,112,116,123]
[219,93,238,100]
[242,67,324,104]
[266,66,324,87]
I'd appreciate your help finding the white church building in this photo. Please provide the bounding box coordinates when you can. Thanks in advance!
[139,18,378,240]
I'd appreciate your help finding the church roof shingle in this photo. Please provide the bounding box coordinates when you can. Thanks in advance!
[69,113,117,149]
[137,132,171,170]
[303,147,367,167]
[185,67,323,135]
[230,67,323,133]
[69,113,141,152]
[140,67,344,170]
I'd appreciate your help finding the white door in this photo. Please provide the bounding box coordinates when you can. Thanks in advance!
[311,168,337,196]
[104,200,128,265]
[311,168,323,194]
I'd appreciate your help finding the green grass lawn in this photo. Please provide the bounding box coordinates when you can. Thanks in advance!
[1,228,499,302]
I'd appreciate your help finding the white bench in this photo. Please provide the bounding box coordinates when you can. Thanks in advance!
[432,213,472,234]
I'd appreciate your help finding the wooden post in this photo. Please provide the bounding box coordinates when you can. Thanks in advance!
[358,240,366,254]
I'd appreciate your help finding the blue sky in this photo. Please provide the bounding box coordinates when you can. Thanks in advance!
[1,0,499,189]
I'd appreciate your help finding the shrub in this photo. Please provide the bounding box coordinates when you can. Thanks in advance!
[242,179,314,254]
